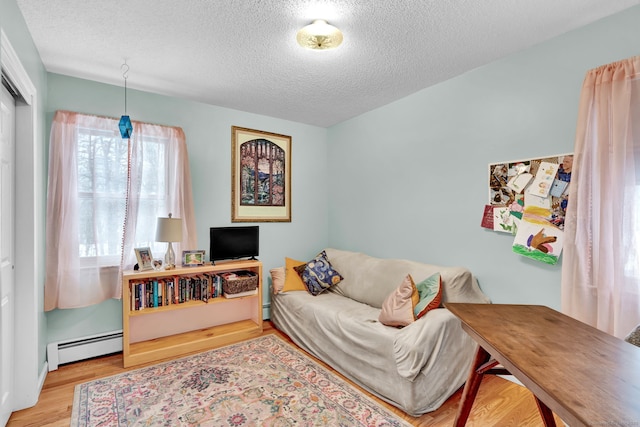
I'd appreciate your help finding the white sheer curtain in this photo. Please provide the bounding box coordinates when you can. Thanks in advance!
[562,56,640,338]
[45,111,196,311]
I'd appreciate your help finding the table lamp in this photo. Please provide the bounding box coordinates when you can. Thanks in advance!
[155,213,182,268]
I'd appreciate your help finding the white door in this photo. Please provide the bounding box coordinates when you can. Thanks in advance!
[0,82,16,425]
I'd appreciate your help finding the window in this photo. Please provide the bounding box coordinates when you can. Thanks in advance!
[45,111,196,310]
[561,57,640,338]
[76,127,169,264]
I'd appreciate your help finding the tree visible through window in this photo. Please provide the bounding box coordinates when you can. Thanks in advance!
[76,127,168,263]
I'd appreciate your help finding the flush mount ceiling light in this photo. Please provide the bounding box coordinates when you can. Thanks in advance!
[296,19,343,50]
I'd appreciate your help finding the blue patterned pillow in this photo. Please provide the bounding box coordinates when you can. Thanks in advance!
[295,251,344,296]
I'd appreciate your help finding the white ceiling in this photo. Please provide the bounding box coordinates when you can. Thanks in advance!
[15,0,640,127]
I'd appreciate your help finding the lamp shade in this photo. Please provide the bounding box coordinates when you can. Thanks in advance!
[155,215,182,242]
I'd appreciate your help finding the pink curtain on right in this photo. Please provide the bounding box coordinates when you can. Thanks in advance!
[562,56,640,338]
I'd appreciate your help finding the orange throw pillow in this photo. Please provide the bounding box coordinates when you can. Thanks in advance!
[281,258,307,292]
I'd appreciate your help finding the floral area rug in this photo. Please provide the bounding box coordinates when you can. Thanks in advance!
[71,334,412,426]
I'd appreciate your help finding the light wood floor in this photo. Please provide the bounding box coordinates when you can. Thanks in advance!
[8,321,563,426]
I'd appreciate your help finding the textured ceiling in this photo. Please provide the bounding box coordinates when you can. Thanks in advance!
[15,0,640,127]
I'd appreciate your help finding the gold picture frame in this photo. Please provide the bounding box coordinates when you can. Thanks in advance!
[231,126,291,222]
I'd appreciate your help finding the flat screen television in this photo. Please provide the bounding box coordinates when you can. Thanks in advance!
[210,226,259,263]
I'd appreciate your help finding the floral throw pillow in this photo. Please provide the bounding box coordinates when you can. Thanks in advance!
[294,250,344,296]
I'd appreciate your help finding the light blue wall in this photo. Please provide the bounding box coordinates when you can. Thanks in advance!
[12,0,640,370]
[45,74,329,343]
[327,6,640,310]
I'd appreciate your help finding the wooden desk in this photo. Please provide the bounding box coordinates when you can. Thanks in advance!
[445,303,640,427]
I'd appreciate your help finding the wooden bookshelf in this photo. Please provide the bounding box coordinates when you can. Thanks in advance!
[121,260,263,368]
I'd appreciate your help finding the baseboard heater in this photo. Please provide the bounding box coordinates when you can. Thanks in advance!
[47,330,123,371]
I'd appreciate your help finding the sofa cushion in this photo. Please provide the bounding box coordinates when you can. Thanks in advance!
[271,287,478,415]
[378,274,419,327]
[324,248,490,308]
[414,272,442,319]
[294,250,344,296]
[270,266,285,294]
[281,258,307,292]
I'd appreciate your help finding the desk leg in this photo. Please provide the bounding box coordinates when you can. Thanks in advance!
[534,396,557,427]
[454,345,491,427]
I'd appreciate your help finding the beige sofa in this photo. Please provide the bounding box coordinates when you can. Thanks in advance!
[270,248,491,416]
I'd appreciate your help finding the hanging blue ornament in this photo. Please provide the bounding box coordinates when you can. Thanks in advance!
[119,115,133,139]
[119,61,133,139]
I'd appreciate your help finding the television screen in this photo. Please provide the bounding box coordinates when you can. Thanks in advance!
[210,226,259,262]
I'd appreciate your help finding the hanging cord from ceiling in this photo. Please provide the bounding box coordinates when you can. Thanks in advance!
[121,61,129,114]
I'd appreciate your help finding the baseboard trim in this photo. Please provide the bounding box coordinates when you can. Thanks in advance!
[36,361,47,401]
[47,330,123,371]
[10,361,47,412]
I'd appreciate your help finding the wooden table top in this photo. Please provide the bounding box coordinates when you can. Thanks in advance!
[445,303,640,427]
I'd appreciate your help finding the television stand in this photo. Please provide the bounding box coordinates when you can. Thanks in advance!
[121,260,263,368]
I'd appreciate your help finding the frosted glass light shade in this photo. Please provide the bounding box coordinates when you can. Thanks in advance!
[296,20,343,50]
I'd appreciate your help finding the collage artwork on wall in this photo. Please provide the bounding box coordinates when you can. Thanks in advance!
[481,153,573,265]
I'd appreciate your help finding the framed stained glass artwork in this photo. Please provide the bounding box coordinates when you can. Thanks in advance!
[231,126,291,222]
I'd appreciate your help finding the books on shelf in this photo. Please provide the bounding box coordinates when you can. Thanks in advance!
[129,272,228,311]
